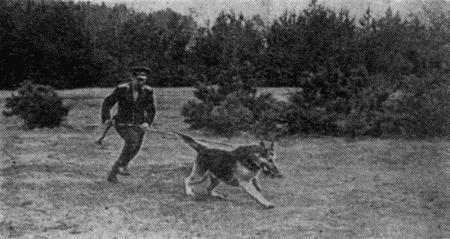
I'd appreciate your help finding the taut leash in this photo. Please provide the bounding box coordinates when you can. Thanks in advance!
[96,121,234,147]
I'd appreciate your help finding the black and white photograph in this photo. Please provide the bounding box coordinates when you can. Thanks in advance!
[0,0,449,238]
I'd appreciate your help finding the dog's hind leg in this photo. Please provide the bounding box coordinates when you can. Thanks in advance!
[207,175,226,199]
[185,161,208,196]
[239,180,274,209]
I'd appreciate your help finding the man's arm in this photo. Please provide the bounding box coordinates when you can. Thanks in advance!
[101,88,120,123]
[144,89,156,126]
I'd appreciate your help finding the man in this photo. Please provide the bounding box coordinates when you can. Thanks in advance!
[101,66,156,183]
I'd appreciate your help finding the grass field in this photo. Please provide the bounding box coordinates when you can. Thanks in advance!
[0,88,449,239]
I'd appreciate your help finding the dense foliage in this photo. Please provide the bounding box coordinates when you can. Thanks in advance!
[0,0,196,89]
[182,1,449,137]
[3,81,69,128]
[0,0,448,137]
[182,59,288,137]
[1,0,448,89]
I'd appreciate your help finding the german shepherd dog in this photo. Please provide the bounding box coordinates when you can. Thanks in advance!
[177,133,282,209]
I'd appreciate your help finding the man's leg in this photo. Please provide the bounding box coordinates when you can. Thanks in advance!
[117,127,145,169]
[107,126,144,183]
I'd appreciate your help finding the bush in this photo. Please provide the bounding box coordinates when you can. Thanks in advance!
[284,70,449,138]
[209,93,255,136]
[320,73,449,137]
[182,60,254,136]
[284,98,337,135]
[181,100,212,129]
[3,81,69,129]
[378,73,449,137]
[182,92,289,137]
[250,93,289,138]
[181,58,292,137]
[284,66,369,136]
[182,91,256,136]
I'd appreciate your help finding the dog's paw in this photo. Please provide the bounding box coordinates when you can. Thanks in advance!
[186,192,196,197]
[185,189,196,197]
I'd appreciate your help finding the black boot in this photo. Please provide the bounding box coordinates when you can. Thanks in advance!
[107,168,118,183]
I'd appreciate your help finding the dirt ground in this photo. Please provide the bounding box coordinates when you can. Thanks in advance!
[0,88,449,239]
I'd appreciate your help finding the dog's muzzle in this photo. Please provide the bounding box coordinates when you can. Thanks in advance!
[262,163,283,178]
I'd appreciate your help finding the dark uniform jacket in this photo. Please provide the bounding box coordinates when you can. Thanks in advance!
[101,83,156,125]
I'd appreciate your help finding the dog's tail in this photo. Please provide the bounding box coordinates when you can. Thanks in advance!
[175,132,205,152]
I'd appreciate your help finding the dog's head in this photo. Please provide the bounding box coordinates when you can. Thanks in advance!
[253,141,283,178]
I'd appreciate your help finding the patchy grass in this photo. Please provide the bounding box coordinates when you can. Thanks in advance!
[0,88,449,239]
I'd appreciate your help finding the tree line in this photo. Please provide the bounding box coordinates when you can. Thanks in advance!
[0,0,196,89]
[1,0,448,89]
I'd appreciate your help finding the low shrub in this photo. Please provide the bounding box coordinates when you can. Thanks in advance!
[182,91,289,137]
[3,81,69,129]
[284,67,370,136]
[284,71,449,138]
[182,60,271,136]
[378,73,449,137]
[250,93,289,138]
[208,93,255,136]
[181,100,212,129]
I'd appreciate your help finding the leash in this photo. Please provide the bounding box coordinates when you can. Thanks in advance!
[96,121,234,147]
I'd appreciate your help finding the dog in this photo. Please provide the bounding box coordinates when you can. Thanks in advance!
[176,133,282,209]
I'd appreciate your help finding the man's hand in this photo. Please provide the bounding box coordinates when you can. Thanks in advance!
[97,119,114,145]
[139,122,151,131]
[103,119,113,126]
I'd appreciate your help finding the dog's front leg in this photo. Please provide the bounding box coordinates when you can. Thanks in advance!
[252,178,261,192]
[239,180,274,209]
[185,161,208,196]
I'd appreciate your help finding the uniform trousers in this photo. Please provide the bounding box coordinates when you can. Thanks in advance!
[111,125,145,172]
